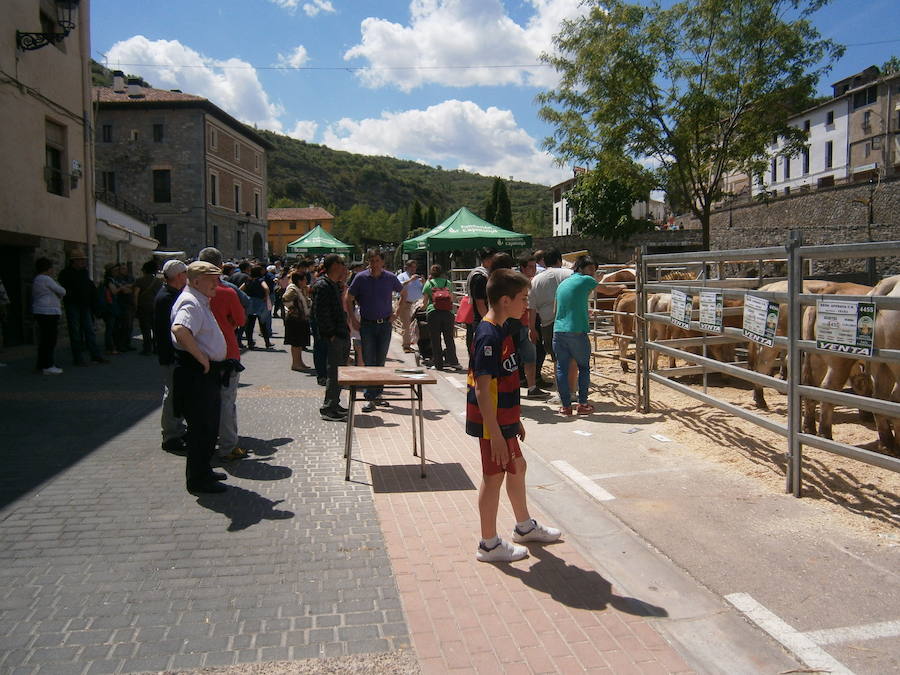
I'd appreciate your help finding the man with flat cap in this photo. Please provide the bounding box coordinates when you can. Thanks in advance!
[171,261,229,493]
[58,248,106,366]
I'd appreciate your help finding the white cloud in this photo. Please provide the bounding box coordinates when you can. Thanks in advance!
[106,36,285,132]
[344,0,586,91]
[303,0,334,16]
[269,0,334,15]
[288,120,319,141]
[276,45,310,69]
[321,99,569,185]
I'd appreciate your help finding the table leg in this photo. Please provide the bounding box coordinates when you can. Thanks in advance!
[344,386,356,481]
[418,384,426,478]
[411,384,418,458]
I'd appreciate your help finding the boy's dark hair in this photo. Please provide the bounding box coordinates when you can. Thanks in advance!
[35,257,53,274]
[543,248,562,267]
[487,268,530,308]
[290,272,304,285]
[250,265,265,278]
[491,252,514,271]
[429,264,442,277]
[238,261,251,272]
[323,253,345,272]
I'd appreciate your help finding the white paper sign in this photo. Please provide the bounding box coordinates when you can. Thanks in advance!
[816,299,876,356]
[699,291,724,333]
[670,290,692,330]
[743,295,779,347]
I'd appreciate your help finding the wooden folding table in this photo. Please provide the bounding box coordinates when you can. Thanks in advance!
[337,366,438,481]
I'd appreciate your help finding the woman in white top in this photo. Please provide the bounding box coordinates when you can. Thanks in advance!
[32,257,66,374]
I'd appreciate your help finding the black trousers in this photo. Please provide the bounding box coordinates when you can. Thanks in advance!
[322,336,349,414]
[174,363,222,484]
[427,310,459,369]
[34,314,59,370]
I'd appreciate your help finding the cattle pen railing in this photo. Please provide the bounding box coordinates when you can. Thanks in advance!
[636,234,900,498]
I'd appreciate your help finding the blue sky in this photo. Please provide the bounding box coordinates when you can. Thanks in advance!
[90,0,900,187]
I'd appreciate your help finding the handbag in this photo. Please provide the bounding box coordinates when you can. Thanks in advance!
[455,295,474,324]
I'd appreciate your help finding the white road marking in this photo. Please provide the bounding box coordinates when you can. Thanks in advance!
[551,460,616,502]
[805,619,900,646]
[725,593,854,675]
[587,467,681,481]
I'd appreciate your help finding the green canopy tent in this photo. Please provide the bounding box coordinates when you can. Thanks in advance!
[401,207,532,253]
[285,225,354,255]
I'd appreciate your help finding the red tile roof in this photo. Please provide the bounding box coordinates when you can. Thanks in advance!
[268,207,334,221]
[94,87,206,103]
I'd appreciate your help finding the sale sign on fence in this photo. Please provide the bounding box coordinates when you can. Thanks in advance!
[670,289,692,330]
[743,295,779,347]
[816,299,876,356]
[699,291,724,333]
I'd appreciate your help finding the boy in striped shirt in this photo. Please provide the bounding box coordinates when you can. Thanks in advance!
[466,269,561,562]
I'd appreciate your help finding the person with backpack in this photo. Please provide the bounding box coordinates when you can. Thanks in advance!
[422,264,461,371]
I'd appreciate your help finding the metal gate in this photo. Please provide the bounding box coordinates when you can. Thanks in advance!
[637,233,900,497]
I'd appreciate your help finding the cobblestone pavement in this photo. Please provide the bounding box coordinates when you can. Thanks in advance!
[0,332,410,674]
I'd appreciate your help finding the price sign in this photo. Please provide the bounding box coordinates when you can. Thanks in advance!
[743,294,779,347]
[816,299,876,356]
[699,291,724,333]
[670,289,692,330]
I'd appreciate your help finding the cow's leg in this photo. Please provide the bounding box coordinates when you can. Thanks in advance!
[753,347,777,410]
[817,358,855,439]
[849,362,874,423]
[618,338,630,373]
[872,363,897,451]
[801,354,819,434]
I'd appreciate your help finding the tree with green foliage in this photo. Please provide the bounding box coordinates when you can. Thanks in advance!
[883,56,900,76]
[565,169,652,241]
[539,0,842,249]
[409,200,423,234]
[484,177,512,228]
[425,205,437,230]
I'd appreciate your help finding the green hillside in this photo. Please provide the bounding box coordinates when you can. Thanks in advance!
[260,129,552,244]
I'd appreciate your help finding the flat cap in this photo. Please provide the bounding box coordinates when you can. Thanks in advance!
[162,259,187,277]
[187,261,222,279]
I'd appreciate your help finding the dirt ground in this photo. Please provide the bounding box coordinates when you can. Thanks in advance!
[555,345,900,541]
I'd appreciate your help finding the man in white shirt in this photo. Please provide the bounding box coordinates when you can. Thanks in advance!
[396,259,424,353]
[171,261,228,494]
[528,248,573,364]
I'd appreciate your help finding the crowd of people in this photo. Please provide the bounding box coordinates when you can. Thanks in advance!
[27,243,611,561]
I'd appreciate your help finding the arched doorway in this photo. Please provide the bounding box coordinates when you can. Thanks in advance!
[252,232,263,259]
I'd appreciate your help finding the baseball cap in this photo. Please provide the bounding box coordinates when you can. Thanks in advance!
[186,261,222,279]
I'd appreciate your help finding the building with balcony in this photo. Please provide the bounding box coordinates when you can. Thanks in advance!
[95,76,273,261]
[1,0,95,345]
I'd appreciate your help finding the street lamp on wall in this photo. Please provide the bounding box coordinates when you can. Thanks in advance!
[16,0,81,51]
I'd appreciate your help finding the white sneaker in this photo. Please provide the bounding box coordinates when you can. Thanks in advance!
[512,519,561,544]
[42,366,63,375]
[547,393,561,405]
[476,538,528,563]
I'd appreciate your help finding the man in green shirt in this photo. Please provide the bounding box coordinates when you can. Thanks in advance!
[553,255,601,415]
[421,264,462,370]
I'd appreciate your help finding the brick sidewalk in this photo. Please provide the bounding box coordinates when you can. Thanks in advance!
[350,349,694,674]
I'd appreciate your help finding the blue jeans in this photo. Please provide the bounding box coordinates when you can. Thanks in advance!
[553,332,591,408]
[360,320,392,400]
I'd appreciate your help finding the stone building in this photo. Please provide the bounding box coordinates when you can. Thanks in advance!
[95,76,272,261]
[267,206,335,257]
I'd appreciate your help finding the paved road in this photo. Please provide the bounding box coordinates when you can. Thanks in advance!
[0,339,410,674]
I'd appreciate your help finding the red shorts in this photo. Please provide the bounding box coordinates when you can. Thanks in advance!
[479,436,523,475]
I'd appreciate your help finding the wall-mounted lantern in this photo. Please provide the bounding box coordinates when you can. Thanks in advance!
[16,0,81,51]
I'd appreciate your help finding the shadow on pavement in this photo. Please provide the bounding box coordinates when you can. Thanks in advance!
[196,484,295,532]
[222,456,292,481]
[498,546,669,617]
[0,353,161,512]
[369,462,476,493]
[238,436,292,457]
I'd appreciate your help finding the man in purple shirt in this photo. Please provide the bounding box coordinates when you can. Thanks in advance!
[346,248,406,412]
